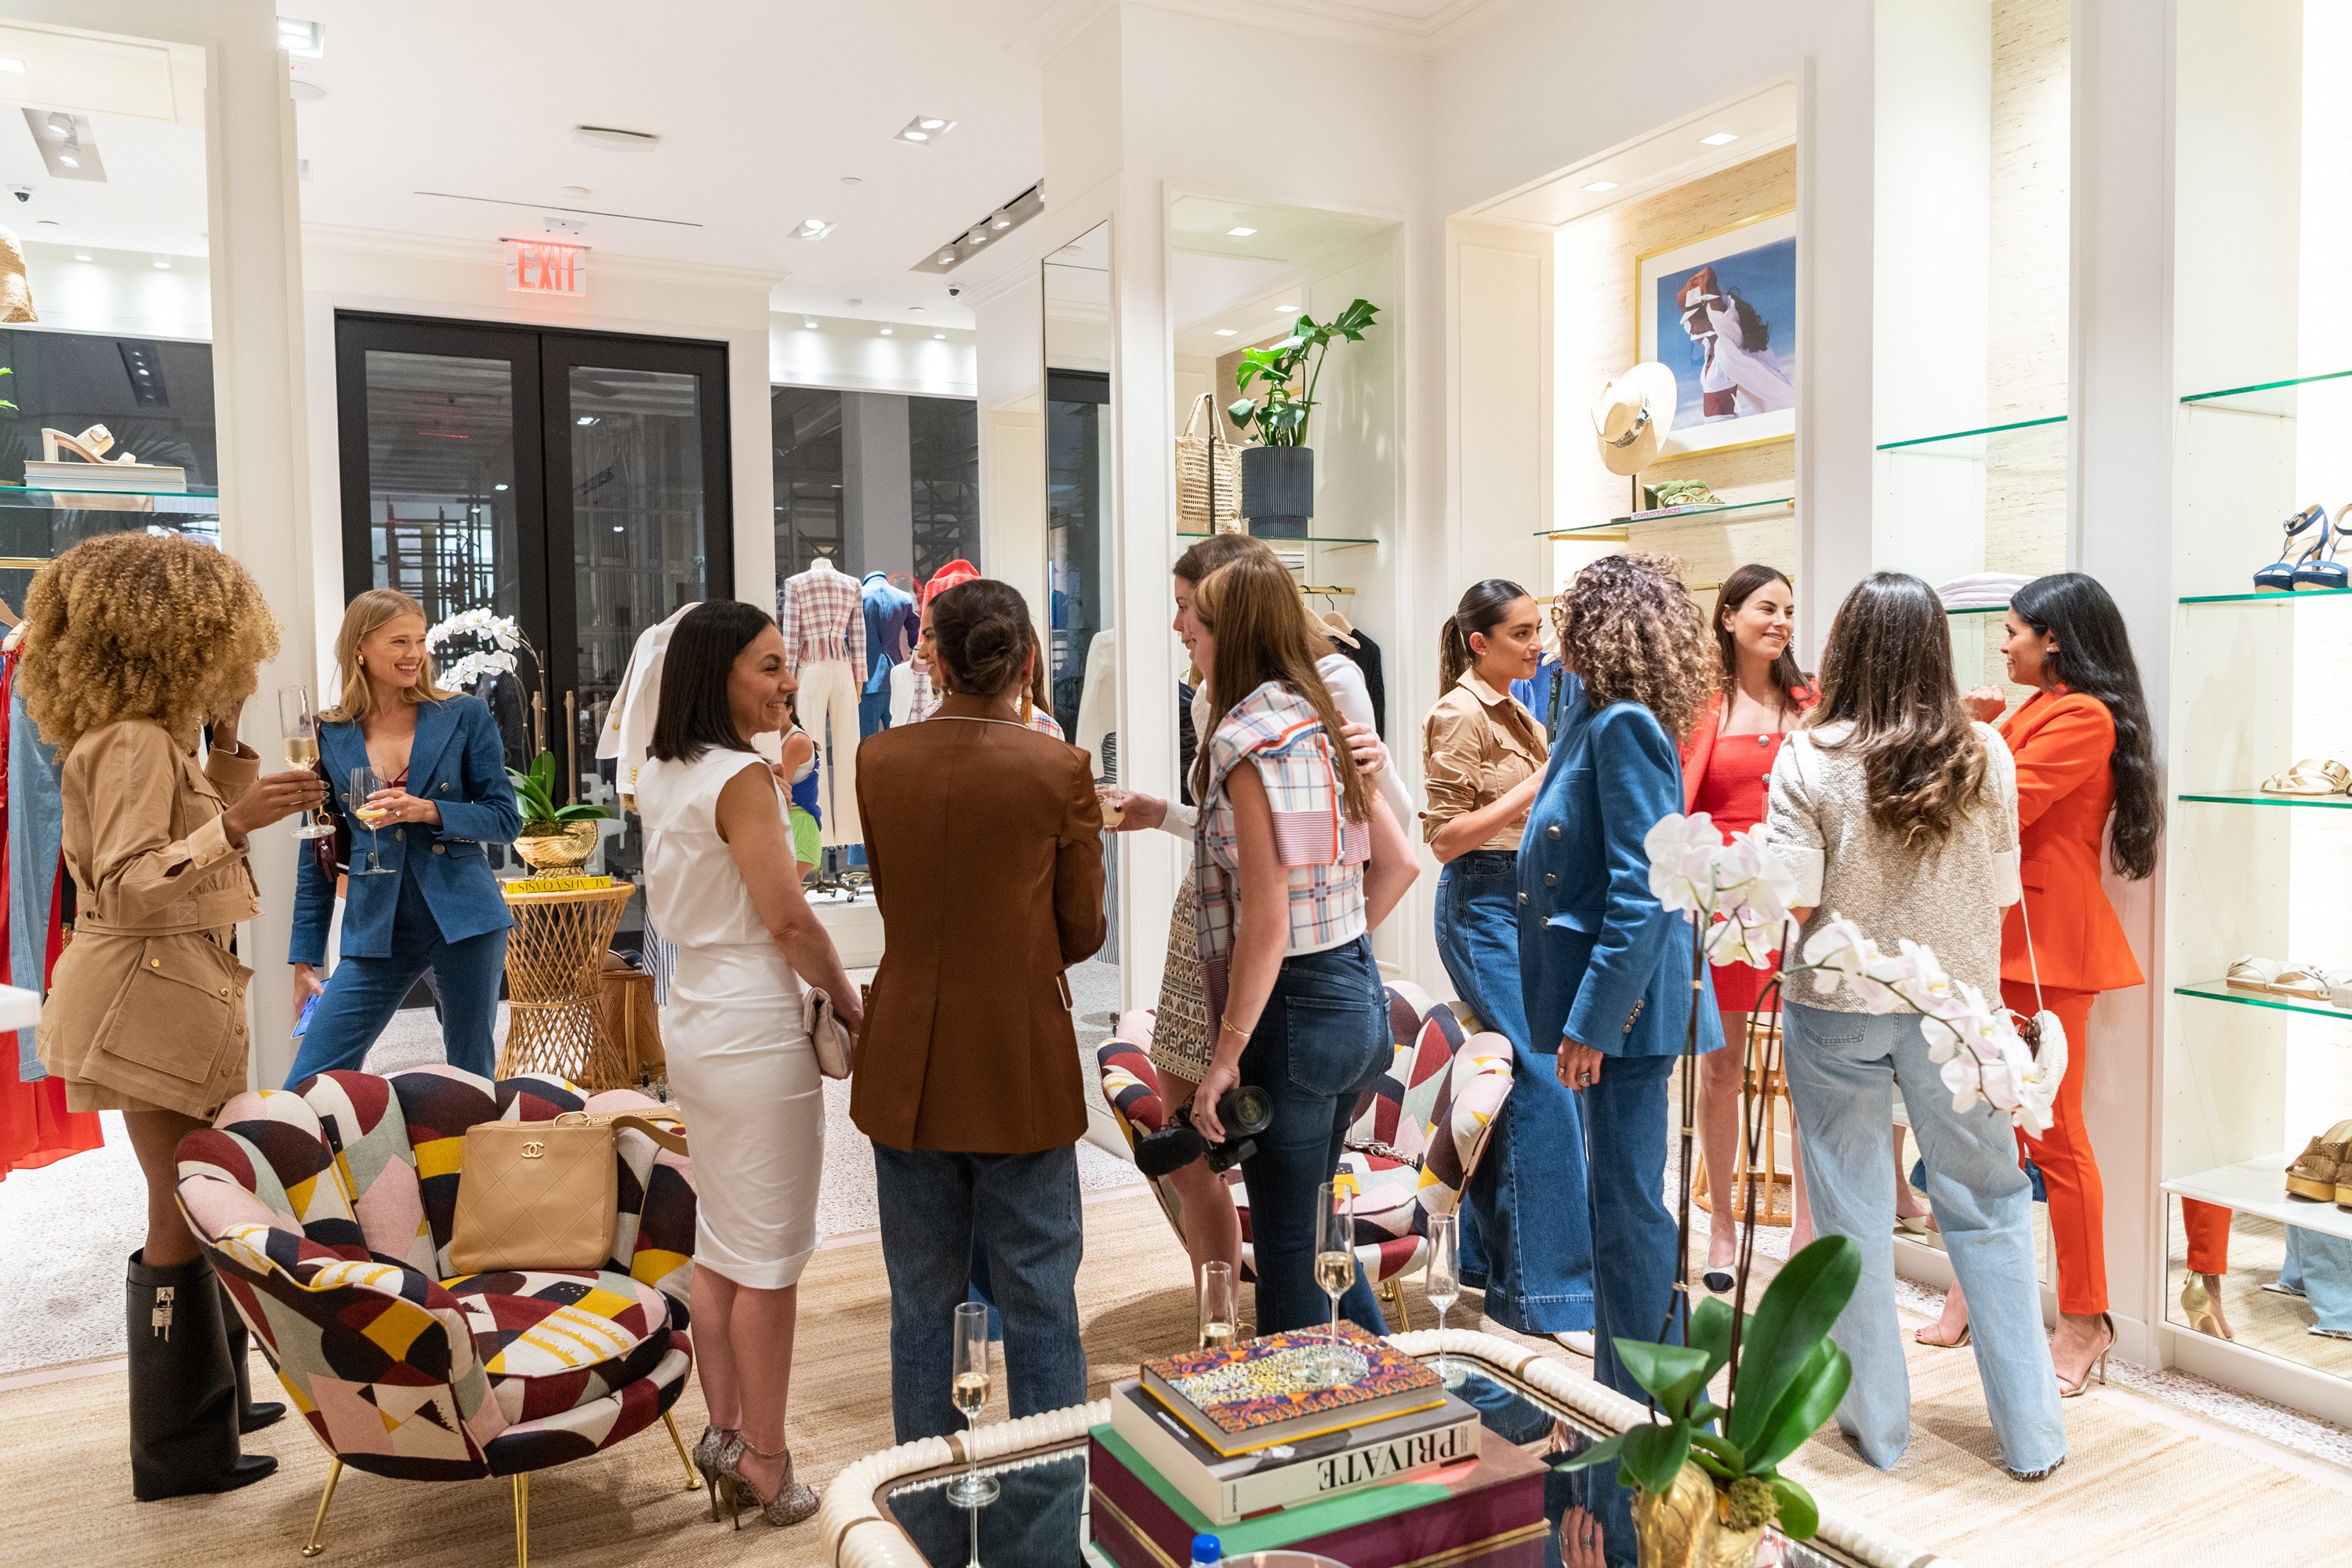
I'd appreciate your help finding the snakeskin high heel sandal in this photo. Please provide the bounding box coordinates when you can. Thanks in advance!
[719,1439,820,1529]
[692,1428,741,1522]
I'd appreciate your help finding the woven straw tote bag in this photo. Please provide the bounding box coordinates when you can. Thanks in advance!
[0,224,34,323]
[1175,391,1244,535]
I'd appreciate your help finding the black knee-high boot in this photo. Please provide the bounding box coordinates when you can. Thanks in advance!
[216,1275,285,1434]
[125,1250,277,1501]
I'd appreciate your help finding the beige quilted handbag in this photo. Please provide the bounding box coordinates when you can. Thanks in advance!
[448,1110,688,1275]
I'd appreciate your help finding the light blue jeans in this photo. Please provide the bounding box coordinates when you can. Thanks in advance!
[2279,1226,2352,1334]
[1780,1002,2067,1475]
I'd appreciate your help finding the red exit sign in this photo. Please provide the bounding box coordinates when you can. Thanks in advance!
[503,239,586,296]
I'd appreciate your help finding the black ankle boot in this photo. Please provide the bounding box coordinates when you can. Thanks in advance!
[216,1276,285,1434]
[126,1250,277,1501]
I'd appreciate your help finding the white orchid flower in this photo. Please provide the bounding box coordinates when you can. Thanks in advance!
[1643,812,1726,916]
[1730,822,1798,924]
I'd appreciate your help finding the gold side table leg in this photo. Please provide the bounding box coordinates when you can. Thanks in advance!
[512,1472,530,1568]
[301,1457,344,1558]
[662,1409,703,1491]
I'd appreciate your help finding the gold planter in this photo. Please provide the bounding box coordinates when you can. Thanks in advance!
[1632,1462,1767,1568]
[513,821,599,873]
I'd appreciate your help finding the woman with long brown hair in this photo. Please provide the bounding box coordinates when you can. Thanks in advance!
[1766,571,2064,1480]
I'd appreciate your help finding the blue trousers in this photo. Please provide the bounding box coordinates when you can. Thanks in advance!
[2281,1226,2352,1334]
[858,681,893,739]
[286,865,506,1083]
[1437,851,1595,1334]
[872,1141,1087,1445]
[1235,935,1390,1338]
[1579,1051,1682,1401]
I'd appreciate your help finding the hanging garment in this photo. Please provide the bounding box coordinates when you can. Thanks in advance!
[778,559,867,677]
[1072,628,1117,778]
[1330,628,1387,739]
[797,660,862,845]
[860,573,918,739]
[9,659,62,1079]
[597,603,699,804]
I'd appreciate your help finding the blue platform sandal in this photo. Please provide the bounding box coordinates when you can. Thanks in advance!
[2299,505,2352,592]
[2256,503,2329,592]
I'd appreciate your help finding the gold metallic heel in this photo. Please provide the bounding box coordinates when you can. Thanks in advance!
[2057,1312,2116,1399]
[2181,1275,2234,1341]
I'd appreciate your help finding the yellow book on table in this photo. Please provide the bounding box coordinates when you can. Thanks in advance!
[506,874,616,893]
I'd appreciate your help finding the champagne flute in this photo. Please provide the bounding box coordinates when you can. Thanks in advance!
[946,1301,1000,1512]
[1426,1213,1463,1388]
[1313,1180,1357,1387]
[350,766,395,876]
[1199,1261,1238,1350]
[278,687,334,840]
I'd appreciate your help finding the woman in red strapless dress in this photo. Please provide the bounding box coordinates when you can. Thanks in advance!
[1679,565,1815,1289]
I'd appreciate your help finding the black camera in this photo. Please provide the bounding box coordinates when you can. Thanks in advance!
[1134,1085,1273,1179]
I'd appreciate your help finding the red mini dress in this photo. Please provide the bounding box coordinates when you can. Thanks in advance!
[1695,728,1787,1014]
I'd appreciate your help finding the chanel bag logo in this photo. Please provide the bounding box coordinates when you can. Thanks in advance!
[521,1141,546,1159]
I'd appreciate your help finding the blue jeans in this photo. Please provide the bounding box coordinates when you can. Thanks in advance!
[2281,1226,2352,1334]
[286,864,506,1083]
[1781,1001,2067,1475]
[871,1141,1087,1445]
[1581,1051,1681,1401]
[1236,935,1391,1338]
[1437,851,1595,1334]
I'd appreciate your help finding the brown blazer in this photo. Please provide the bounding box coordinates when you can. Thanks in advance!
[37,720,263,1119]
[851,695,1106,1153]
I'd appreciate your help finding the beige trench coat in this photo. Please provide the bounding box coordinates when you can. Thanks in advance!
[36,720,262,1119]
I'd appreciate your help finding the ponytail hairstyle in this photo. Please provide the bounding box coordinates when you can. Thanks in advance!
[1808,572,1988,852]
[2009,572,2161,880]
[928,578,1036,700]
[1439,578,1534,691]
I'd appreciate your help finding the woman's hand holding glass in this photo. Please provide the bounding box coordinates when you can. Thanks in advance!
[359,787,443,829]
[220,770,329,847]
[1098,789,1165,833]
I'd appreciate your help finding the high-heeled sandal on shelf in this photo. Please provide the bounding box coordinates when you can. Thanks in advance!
[2297,507,2352,591]
[2256,503,2330,592]
[2285,1120,2352,1201]
[2056,1312,2116,1399]
[717,1440,820,1529]
[691,1427,739,1521]
[2180,1275,2234,1341]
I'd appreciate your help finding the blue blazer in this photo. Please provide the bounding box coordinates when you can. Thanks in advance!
[1518,677,1723,1062]
[289,695,521,965]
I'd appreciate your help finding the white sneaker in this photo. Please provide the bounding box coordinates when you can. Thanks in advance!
[1549,1330,1595,1356]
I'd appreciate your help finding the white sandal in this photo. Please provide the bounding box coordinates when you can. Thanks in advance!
[2227,956,2284,993]
[2270,964,2339,1004]
[2259,759,2352,796]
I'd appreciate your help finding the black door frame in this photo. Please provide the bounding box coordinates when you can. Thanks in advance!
[334,311,734,801]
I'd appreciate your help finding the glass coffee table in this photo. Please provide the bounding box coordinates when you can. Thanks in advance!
[816,1329,1946,1568]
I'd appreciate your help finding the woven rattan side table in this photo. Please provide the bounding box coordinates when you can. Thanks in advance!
[497,880,636,1090]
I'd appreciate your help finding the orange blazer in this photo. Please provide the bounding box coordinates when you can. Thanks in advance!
[1998,690,2143,995]
[1680,683,1817,813]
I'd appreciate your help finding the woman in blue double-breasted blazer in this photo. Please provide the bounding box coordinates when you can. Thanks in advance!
[1519,554,1724,1405]
[288,592,521,1083]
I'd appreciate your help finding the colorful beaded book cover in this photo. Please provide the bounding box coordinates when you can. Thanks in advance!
[1142,1324,1441,1442]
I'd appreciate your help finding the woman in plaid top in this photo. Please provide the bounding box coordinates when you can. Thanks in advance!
[1182,551,1420,1335]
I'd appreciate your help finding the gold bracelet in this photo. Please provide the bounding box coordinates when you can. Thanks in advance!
[1220,1018,1253,1039]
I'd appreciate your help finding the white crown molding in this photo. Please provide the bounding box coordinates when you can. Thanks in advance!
[1012,0,1505,62]
[299,224,786,291]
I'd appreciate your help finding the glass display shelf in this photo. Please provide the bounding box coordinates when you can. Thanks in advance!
[1945,604,2008,617]
[2179,367,2352,418]
[0,481,222,517]
[1175,532,1377,547]
[1536,495,1793,537]
[2180,586,2352,606]
[2177,790,2352,810]
[2175,979,2352,1020]
[2163,1153,2352,1245]
[1874,413,2066,452]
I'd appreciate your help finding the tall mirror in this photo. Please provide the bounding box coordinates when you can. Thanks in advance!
[1043,220,1117,970]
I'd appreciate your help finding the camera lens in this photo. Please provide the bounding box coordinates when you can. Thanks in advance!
[1222,1084,1274,1137]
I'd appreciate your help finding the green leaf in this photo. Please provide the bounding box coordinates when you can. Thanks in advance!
[1767,1476,1819,1540]
[1689,1449,1734,1481]
[1225,397,1259,430]
[1744,1340,1853,1472]
[1686,1401,1727,1432]
[531,751,555,796]
[1687,1297,1739,1387]
[1726,1236,1860,1454]
[1688,1428,1744,1471]
[1613,1341,1711,1413]
[553,803,614,822]
[1617,1421,1692,1496]
[1550,1432,1625,1473]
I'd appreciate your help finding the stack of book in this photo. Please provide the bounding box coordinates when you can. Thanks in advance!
[1088,1323,1545,1568]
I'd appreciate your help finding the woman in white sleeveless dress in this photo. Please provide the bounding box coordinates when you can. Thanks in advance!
[633,601,862,1529]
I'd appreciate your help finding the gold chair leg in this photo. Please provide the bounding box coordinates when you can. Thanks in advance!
[512,1472,529,1568]
[300,1457,344,1559]
[661,1409,703,1491]
[1379,1276,1410,1331]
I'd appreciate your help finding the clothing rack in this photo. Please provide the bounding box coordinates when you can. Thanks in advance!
[1298,585,1355,597]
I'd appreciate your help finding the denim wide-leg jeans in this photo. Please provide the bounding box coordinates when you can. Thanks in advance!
[1436,851,1595,1334]
[287,865,506,1083]
[1780,1001,2068,1475]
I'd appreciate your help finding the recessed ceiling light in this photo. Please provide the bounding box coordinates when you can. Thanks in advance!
[840,176,863,185]
[276,16,325,58]
[576,415,594,425]
[991,216,1011,230]
[934,332,946,339]
[613,525,624,533]
[938,251,955,264]
[803,318,818,329]
[880,327,893,336]
[1699,132,1739,146]
[1276,304,1298,313]
[0,58,24,73]
[919,118,949,131]
[151,253,170,269]
[289,80,327,103]
[1581,179,1618,193]
[494,482,509,491]
[895,115,957,143]
[56,144,80,169]
[72,248,93,263]
[1214,328,1237,337]
[558,184,590,197]
[789,218,835,240]
[1226,227,1257,238]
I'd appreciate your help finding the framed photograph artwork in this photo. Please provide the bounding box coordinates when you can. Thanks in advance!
[1635,207,1796,458]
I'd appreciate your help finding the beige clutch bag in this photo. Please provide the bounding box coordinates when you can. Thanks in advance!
[805,985,856,1080]
[448,1110,688,1276]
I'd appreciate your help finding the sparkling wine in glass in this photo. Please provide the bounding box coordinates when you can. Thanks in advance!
[1313,1180,1359,1387]
[349,766,395,876]
[1199,1260,1238,1350]
[1427,1212,1463,1388]
[946,1300,1000,1512]
[278,687,333,840]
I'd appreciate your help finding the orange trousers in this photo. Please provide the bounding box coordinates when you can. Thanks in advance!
[2004,981,2105,1316]
[2180,1200,2232,1276]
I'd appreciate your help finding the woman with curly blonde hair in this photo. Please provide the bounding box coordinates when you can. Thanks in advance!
[1517,551,1725,1406]
[26,531,323,1500]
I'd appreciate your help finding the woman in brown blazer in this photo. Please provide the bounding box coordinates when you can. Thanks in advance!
[24,532,323,1500]
[852,576,1105,1443]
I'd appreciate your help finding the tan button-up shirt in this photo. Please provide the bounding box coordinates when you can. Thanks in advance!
[1420,673,1548,851]
[37,720,262,1119]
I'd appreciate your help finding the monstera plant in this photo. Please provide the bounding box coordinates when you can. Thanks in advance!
[1221,297,1380,539]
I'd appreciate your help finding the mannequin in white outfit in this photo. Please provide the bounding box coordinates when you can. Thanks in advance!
[633,601,862,1526]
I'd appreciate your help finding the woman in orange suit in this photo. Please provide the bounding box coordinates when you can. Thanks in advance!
[1931,573,2167,1391]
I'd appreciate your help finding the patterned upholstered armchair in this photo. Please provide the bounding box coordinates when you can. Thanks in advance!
[174,1066,700,1564]
[1093,981,1513,1324]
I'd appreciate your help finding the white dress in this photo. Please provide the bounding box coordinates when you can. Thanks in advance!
[635,746,821,1290]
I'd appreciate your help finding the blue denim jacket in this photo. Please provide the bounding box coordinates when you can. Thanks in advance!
[1518,679,1722,1062]
[289,696,521,965]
